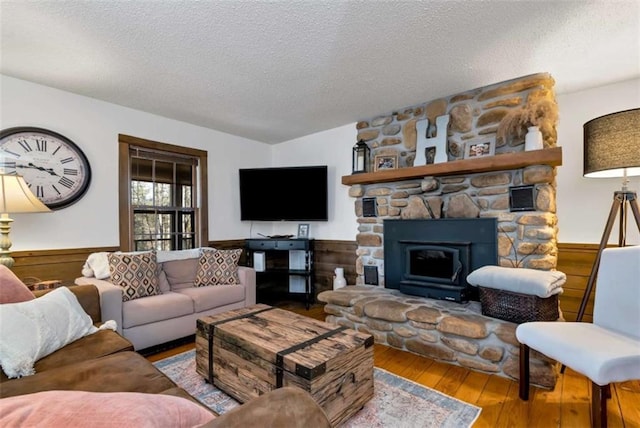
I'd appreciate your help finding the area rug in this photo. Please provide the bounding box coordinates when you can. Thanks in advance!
[154,350,481,428]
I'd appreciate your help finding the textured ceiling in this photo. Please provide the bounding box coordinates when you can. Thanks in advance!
[1,1,639,144]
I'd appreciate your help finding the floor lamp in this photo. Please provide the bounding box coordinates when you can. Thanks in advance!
[0,174,51,268]
[576,108,640,323]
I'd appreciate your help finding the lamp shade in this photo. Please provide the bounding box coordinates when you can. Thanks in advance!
[583,108,640,178]
[0,174,50,213]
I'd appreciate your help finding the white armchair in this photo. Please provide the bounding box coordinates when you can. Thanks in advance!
[516,245,640,428]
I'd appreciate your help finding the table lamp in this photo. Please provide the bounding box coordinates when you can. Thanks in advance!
[0,174,51,268]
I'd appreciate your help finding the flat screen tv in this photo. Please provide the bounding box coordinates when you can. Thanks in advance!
[239,165,328,221]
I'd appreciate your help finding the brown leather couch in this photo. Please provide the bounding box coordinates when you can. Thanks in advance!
[0,284,331,428]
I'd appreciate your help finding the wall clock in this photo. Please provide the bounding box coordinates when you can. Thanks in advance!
[0,127,92,209]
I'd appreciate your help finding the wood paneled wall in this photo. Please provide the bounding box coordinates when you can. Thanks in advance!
[556,243,599,322]
[313,240,358,295]
[10,241,597,322]
[12,246,119,285]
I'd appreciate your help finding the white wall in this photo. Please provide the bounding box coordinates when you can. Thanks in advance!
[556,78,640,245]
[263,124,358,240]
[1,75,271,250]
[3,74,638,251]
[273,77,640,244]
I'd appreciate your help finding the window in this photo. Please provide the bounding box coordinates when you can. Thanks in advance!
[118,135,208,252]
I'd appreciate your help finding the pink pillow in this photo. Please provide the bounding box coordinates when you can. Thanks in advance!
[0,390,215,427]
[0,265,35,304]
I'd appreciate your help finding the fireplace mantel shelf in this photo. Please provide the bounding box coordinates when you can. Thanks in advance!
[342,147,563,186]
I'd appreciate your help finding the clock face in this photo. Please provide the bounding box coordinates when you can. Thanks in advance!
[0,127,92,209]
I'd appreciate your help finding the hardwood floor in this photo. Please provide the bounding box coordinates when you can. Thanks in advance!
[147,302,640,427]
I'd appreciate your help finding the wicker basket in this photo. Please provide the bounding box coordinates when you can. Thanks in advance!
[478,286,559,324]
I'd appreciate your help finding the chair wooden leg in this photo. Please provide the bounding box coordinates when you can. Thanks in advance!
[519,343,530,400]
[591,382,608,428]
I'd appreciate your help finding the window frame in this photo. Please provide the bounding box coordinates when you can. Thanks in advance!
[118,134,208,251]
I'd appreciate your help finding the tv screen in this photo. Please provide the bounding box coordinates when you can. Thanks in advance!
[239,165,328,221]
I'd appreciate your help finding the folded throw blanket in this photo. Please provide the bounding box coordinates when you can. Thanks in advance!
[466,265,566,298]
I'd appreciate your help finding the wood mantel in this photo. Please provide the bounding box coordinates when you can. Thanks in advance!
[341,147,563,186]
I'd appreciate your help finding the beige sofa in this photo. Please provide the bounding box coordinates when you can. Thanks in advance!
[76,250,256,350]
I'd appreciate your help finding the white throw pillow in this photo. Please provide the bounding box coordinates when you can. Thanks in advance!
[0,287,98,378]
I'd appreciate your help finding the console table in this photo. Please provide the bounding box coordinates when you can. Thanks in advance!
[245,238,315,308]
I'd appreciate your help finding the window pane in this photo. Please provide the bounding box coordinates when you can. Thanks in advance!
[132,181,154,206]
[181,212,193,234]
[181,236,194,249]
[181,185,193,208]
[154,160,174,184]
[157,212,173,234]
[131,157,153,181]
[134,212,156,235]
[135,241,155,252]
[155,183,172,207]
[176,163,192,186]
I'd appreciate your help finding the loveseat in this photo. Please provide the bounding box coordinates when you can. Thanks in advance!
[75,248,257,350]
[0,268,331,427]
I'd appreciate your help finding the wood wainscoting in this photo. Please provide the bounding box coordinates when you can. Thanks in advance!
[12,246,119,286]
[10,240,596,322]
[312,240,358,295]
[556,243,599,322]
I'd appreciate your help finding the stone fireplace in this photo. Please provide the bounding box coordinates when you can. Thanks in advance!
[319,73,564,388]
[348,73,560,286]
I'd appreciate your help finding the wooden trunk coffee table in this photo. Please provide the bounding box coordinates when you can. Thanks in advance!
[196,304,374,426]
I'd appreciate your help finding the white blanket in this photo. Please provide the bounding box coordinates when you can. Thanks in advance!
[466,265,566,298]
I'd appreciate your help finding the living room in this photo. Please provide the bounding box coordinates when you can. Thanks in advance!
[1,1,639,427]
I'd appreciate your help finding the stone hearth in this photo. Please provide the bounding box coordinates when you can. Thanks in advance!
[318,286,557,388]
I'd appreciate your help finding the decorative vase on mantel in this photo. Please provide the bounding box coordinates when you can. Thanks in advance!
[524,126,544,151]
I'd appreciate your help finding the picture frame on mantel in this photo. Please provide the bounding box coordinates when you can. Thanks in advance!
[464,140,495,159]
[374,154,398,172]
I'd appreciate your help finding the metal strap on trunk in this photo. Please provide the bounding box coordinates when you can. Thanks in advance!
[207,306,275,384]
[275,326,348,387]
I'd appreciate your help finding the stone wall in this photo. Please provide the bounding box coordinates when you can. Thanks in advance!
[349,73,560,286]
[318,286,558,389]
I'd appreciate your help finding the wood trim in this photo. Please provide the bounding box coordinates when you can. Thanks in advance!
[342,147,562,185]
[118,140,131,250]
[117,134,208,250]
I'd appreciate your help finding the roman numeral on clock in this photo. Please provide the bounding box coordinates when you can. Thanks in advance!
[36,185,44,198]
[63,168,78,176]
[58,176,74,189]
[36,139,47,152]
[18,139,33,152]
[60,157,74,164]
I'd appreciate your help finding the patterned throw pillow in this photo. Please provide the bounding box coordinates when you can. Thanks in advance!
[194,248,242,287]
[108,252,159,301]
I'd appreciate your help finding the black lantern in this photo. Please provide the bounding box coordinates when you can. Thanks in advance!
[352,139,370,174]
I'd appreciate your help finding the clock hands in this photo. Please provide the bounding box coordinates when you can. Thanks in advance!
[16,162,60,176]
